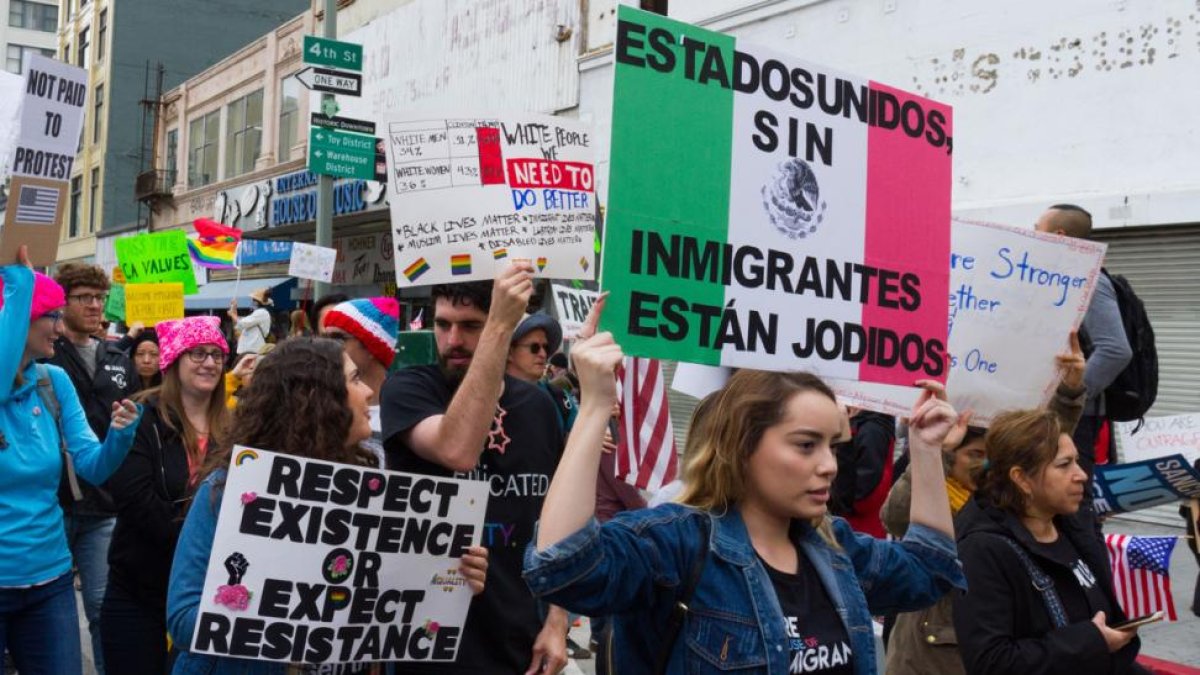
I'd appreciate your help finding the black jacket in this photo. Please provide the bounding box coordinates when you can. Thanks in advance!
[105,401,192,610]
[48,336,136,515]
[952,494,1141,675]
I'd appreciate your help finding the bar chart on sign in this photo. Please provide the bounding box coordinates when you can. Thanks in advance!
[386,118,505,194]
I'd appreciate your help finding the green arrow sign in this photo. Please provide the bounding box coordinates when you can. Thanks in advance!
[303,35,363,72]
[308,127,375,180]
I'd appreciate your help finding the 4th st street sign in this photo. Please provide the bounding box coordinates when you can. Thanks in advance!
[295,66,362,97]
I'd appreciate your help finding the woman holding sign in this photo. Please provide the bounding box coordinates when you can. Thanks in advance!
[102,316,231,673]
[525,299,965,675]
[0,246,141,673]
[166,337,490,673]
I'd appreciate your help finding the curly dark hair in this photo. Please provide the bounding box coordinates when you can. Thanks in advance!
[432,281,492,314]
[54,263,110,294]
[195,337,377,502]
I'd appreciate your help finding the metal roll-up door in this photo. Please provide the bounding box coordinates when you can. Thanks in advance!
[1093,224,1200,526]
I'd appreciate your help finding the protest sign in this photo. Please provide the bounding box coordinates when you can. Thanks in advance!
[550,284,599,340]
[598,7,952,398]
[1094,455,1200,515]
[0,176,68,266]
[1116,414,1200,465]
[124,283,184,327]
[8,54,86,182]
[191,448,488,664]
[0,71,23,184]
[288,242,338,283]
[103,283,125,322]
[115,230,199,295]
[383,114,596,287]
[832,220,1105,421]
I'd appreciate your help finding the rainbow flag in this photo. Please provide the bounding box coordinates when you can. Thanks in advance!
[451,254,472,276]
[403,258,431,282]
[536,256,548,272]
[188,218,242,269]
[492,248,508,260]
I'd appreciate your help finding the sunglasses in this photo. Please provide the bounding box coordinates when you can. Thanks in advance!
[517,342,551,356]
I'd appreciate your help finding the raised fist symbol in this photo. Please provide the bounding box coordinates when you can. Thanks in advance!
[224,552,249,585]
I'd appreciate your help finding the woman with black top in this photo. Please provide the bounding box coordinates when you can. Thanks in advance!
[129,330,162,391]
[953,408,1146,675]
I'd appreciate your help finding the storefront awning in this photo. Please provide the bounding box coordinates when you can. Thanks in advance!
[184,277,297,311]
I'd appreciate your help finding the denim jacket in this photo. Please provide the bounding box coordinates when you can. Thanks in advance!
[523,504,965,674]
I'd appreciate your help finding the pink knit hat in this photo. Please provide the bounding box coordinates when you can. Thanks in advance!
[30,272,66,320]
[157,316,229,371]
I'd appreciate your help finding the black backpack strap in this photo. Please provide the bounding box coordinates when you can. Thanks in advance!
[655,513,710,674]
[988,533,1069,628]
[36,365,82,501]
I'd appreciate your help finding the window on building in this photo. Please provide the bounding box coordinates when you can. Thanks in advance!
[97,9,107,61]
[5,44,54,74]
[225,89,263,178]
[187,110,219,187]
[88,168,100,232]
[8,1,58,32]
[68,175,82,238]
[165,128,178,186]
[92,83,103,143]
[277,76,300,161]
[77,27,88,67]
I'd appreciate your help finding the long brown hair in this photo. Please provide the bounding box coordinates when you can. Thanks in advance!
[974,408,1063,515]
[678,370,840,544]
[196,338,376,496]
[136,360,228,468]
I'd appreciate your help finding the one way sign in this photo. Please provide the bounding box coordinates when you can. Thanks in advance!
[294,66,362,97]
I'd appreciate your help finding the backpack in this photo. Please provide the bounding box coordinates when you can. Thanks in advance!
[1098,270,1158,424]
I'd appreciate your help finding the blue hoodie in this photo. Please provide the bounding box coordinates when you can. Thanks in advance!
[0,265,141,587]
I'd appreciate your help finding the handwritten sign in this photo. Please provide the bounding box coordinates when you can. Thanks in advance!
[103,283,125,322]
[550,284,599,340]
[597,7,951,399]
[288,242,338,283]
[1116,414,1200,465]
[115,230,198,295]
[191,448,487,664]
[383,114,597,286]
[124,283,184,327]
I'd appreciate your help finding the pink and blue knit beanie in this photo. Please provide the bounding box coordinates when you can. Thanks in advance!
[323,297,400,367]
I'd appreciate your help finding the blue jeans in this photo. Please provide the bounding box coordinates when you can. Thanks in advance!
[65,514,114,675]
[0,572,83,674]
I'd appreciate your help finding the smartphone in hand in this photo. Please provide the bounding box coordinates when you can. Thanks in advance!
[1111,611,1164,631]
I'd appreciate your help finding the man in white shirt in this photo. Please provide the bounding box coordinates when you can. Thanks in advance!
[227,287,273,355]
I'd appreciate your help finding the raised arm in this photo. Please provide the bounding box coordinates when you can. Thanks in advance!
[1081,275,1131,401]
[906,382,958,538]
[0,263,34,399]
[405,262,534,472]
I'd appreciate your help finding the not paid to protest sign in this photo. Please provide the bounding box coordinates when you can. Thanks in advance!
[833,220,1106,421]
[1090,414,1200,515]
[123,283,184,327]
[115,230,199,295]
[191,448,488,665]
[383,114,597,287]
[599,7,952,400]
[0,55,89,267]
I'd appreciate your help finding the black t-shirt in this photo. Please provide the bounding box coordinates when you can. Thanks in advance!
[1030,533,1112,624]
[760,549,855,675]
[381,365,565,674]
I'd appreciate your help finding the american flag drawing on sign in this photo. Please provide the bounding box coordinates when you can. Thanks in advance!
[15,185,59,225]
[615,357,678,491]
[1105,534,1178,621]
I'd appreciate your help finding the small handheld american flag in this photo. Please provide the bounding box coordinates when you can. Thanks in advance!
[1105,534,1179,622]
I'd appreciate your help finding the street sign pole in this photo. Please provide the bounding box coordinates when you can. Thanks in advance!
[315,0,337,301]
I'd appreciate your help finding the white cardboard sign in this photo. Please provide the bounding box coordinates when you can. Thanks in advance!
[550,284,599,340]
[1116,414,1200,465]
[289,242,339,283]
[9,54,86,182]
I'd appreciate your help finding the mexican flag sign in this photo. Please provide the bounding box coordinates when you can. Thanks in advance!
[599,7,953,401]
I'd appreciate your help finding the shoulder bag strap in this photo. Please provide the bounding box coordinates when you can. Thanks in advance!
[989,533,1070,628]
[36,365,82,501]
[654,514,711,675]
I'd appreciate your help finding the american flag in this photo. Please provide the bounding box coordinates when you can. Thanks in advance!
[615,357,678,491]
[1105,534,1178,621]
[14,185,59,225]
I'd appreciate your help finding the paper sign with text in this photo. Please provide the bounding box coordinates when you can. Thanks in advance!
[289,242,339,283]
[383,114,597,287]
[115,230,198,295]
[103,283,125,322]
[598,7,952,397]
[550,284,599,340]
[832,220,1105,422]
[1117,414,1200,465]
[191,448,488,664]
[8,54,86,182]
[0,70,23,184]
[124,283,184,327]
[1094,454,1200,515]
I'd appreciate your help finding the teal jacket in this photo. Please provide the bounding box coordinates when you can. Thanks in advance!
[0,265,141,587]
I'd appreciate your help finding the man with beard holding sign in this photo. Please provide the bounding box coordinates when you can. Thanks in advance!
[381,261,571,674]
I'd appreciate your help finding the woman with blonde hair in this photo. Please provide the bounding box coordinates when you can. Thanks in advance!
[524,302,965,674]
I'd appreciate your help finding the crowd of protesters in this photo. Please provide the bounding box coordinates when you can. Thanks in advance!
[0,204,1184,675]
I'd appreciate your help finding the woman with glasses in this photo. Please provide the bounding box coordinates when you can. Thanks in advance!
[0,247,141,673]
[101,316,230,674]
